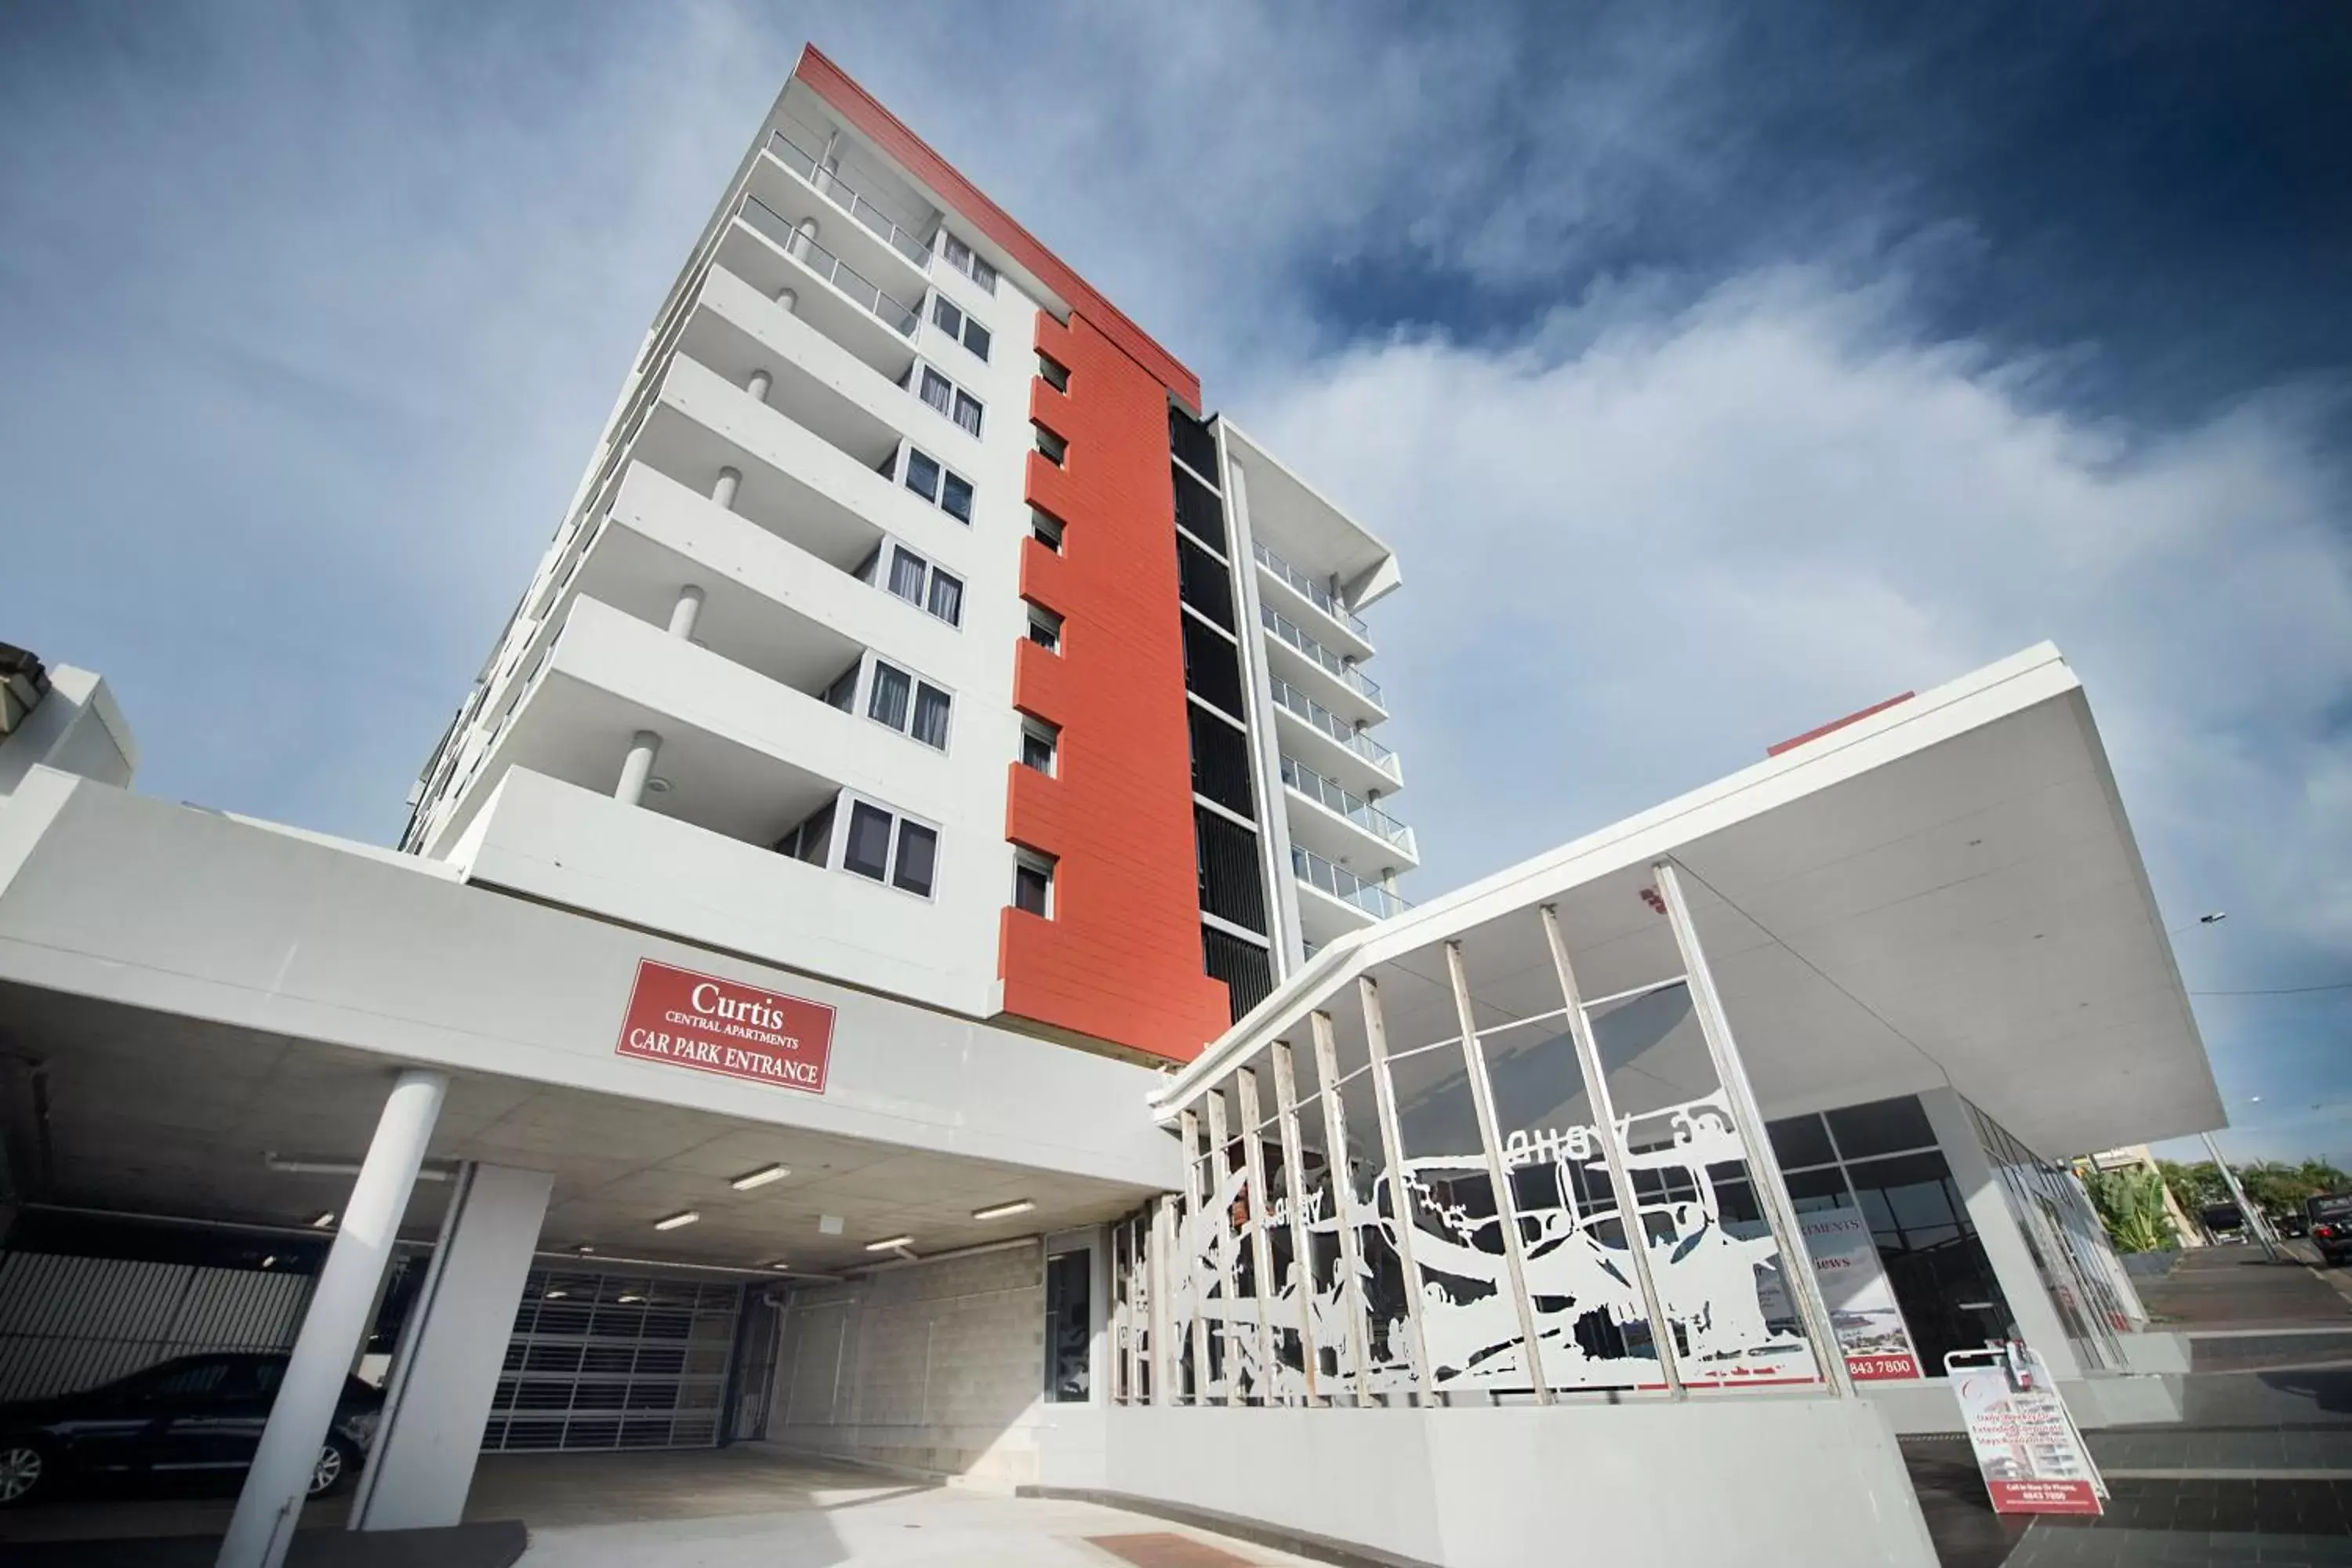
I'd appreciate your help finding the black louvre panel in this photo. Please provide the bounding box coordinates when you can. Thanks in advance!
[1180,616,1247,719]
[1176,533,1236,632]
[1195,807,1268,935]
[1188,703,1256,819]
[1171,464,1228,554]
[1202,925,1276,1023]
[1169,406,1221,487]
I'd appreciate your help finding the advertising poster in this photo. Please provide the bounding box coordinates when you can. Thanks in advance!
[1947,1348,2104,1515]
[1801,1204,1923,1381]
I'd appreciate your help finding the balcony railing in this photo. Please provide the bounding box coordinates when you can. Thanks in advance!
[765,130,935,270]
[1261,603,1382,705]
[1280,756,1414,855]
[1252,541,1370,641]
[738,195,920,338]
[1293,844,1406,920]
[1269,676,1397,776]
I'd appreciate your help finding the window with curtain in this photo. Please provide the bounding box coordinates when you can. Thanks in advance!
[887,547,927,604]
[843,802,892,881]
[910,683,951,750]
[926,570,962,626]
[953,390,983,437]
[919,367,954,417]
[867,662,912,731]
[940,472,974,522]
[903,448,942,504]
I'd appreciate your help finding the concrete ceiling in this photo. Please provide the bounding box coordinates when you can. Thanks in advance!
[0,985,1153,1277]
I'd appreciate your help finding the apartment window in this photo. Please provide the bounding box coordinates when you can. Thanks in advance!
[939,232,998,293]
[900,445,975,523]
[1012,849,1055,917]
[867,659,953,751]
[1027,603,1064,653]
[840,797,941,898]
[1034,424,1068,467]
[887,546,927,604]
[931,295,991,361]
[1020,717,1059,775]
[1037,352,1071,394]
[884,544,962,627]
[1031,508,1065,554]
[1044,1247,1091,1402]
[914,365,983,436]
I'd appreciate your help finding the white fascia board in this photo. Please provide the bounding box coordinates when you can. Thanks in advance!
[1155,642,2083,1114]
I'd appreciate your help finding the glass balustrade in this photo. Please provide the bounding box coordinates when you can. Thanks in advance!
[738,196,920,337]
[1269,677,1397,775]
[765,130,935,270]
[1291,844,1406,919]
[1260,603,1382,705]
[1279,756,1414,855]
[1251,541,1371,641]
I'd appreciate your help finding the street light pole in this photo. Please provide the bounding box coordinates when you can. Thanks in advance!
[2201,1131,2281,1262]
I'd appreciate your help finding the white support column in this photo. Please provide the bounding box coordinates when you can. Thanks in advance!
[710,466,743,510]
[1149,1197,1174,1406]
[218,1069,446,1568]
[745,368,773,405]
[666,585,706,641]
[1268,1041,1326,1406]
[1917,1088,2090,1381]
[1540,905,1683,1399]
[349,1162,551,1531]
[1653,859,1854,1398]
[614,730,661,807]
[1308,1011,1374,1404]
[775,286,799,313]
[1359,975,1436,1403]
[790,216,818,263]
[1203,1088,1244,1403]
[1232,1068,1283,1405]
[1442,940,1552,1405]
[1178,1109,1214,1403]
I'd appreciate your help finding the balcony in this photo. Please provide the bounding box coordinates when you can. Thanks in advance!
[1253,540,1372,654]
[1292,843,1405,948]
[1269,674,1400,789]
[748,131,933,299]
[1259,601,1384,719]
[734,195,920,343]
[1279,754,1417,868]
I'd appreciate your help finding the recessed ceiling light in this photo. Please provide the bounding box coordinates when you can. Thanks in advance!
[646,777,673,794]
[618,1294,645,1305]
[574,1243,596,1255]
[971,1199,1036,1221]
[544,1288,570,1300]
[260,1255,278,1269]
[864,1235,915,1252]
[653,1210,701,1231]
[309,1211,336,1229]
[762,1259,791,1271]
[731,1163,789,1191]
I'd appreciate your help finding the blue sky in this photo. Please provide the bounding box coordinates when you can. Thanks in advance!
[3,2,2347,1164]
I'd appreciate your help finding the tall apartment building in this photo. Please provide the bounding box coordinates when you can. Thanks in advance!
[400,47,1414,1062]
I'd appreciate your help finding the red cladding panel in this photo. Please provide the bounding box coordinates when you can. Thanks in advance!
[999,310,1230,1064]
[793,45,1201,408]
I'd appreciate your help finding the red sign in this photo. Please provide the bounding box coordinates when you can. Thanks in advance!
[615,960,836,1095]
[1987,1479,2103,1515]
[1848,1352,1922,1381]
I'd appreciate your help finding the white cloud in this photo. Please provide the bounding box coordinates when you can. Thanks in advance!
[1232,268,2352,1122]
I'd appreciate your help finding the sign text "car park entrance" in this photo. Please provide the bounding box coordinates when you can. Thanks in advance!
[615,960,836,1095]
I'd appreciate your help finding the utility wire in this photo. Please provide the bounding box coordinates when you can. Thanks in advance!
[2190,981,2352,997]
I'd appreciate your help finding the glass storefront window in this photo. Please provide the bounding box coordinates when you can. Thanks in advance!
[1044,1248,1091,1403]
[1764,1095,2019,1377]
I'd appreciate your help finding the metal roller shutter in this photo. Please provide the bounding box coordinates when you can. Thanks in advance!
[485,1269,742,1453]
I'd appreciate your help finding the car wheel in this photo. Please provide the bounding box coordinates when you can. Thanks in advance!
[307,1437,356,1499]
[0,1439,51,1508]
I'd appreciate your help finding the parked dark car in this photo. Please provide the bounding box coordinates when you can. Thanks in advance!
[2310,1192,2352,1268]
[0,1352,379,1508]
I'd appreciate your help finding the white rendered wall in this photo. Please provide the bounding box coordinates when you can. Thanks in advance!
[0,664,136,797]
[1076,1400,1938,1568]
[768,1242,1051,1483]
